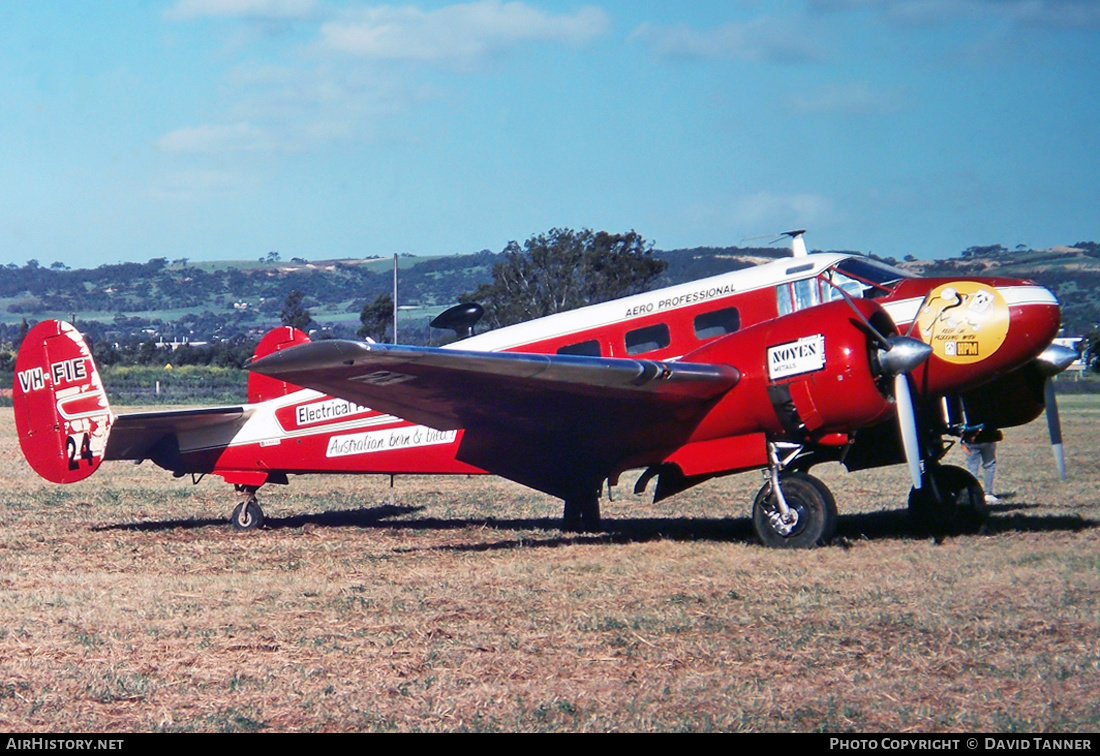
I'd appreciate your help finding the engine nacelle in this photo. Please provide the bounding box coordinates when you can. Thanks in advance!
[683,298,896,445]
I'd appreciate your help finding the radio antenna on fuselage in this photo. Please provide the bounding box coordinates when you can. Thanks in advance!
[782,229,808,257]
[740,229,809,258]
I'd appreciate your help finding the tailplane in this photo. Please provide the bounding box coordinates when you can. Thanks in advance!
[247,325,311,403]
[13,320,114,483]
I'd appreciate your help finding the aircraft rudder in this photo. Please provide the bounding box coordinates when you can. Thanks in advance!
[247,325,311,403]
[13,320,113,484]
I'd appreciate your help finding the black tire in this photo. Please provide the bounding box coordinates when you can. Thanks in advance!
[231,500,265,531]
[753,471,838,549]
[908,464,987,536]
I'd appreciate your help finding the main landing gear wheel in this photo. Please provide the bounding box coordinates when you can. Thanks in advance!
[231,498,265,531]
[752,471,837,549]
[908,464,987,537]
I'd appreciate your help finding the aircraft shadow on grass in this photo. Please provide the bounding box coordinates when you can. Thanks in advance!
[91,502,1098,551]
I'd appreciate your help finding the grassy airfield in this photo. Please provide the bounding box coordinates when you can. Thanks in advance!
[0,398,1097,732]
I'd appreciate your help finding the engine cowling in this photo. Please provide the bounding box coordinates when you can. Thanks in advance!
[682,298,897,445]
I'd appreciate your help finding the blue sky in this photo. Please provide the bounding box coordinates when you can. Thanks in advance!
[2,0,1098,268]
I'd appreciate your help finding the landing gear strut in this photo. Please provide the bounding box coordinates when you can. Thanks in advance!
[752,441,837,548]
[908,463,987,536]
[562,485,601,533]
[231,485,265,531]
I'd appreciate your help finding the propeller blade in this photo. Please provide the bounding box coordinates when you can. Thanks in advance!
[894,373,923,489]
[1043,376,1067,481]
[1034,344,1076,482]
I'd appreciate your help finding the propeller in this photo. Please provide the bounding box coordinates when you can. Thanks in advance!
[1035,344,1079,481]
[826,277,934,489]
[1043,377,1065,481]
[875,335,934,489]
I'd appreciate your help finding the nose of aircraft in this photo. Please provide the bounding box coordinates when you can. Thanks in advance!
[884,276,1061,396]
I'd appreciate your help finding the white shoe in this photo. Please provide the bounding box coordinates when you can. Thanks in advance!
[984,494,1000,504]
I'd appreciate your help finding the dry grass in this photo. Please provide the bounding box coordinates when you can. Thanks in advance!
[0,398,1097,732]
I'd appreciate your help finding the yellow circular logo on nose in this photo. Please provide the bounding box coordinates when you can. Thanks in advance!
[914,282,1010,365]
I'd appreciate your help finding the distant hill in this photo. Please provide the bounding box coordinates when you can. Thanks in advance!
[894,242,1100,334]
[1,241,1098,350]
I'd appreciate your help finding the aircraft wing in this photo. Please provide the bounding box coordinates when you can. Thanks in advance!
[106,406,249,462]
[250,341,738,498]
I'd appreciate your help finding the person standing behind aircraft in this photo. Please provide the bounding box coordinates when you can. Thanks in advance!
[961,424,1003,504]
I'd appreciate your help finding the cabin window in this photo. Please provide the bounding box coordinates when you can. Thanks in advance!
[624,323,671,355]
[694,307,740,340]
[557,339,601,357]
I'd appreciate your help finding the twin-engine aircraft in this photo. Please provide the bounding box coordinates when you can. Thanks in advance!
[13,234,1076,547]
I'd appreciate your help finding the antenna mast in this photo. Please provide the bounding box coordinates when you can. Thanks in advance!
[784,229,808,258]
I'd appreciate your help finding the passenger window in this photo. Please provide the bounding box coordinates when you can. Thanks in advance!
[557,339,601,357]
[777,284,795,316]
[625,324,671,355]
[777,279,822,315]
[694,307,740,340]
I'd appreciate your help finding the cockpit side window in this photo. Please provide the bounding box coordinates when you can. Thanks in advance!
[820,270,867,302]
[776,278,822,315]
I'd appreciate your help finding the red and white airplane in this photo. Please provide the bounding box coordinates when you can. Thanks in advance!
[13,234,1076,547]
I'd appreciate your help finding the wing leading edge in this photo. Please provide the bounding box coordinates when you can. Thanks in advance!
[250,341,739,497]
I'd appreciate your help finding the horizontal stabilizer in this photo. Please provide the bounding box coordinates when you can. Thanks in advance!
[106,406,249,463]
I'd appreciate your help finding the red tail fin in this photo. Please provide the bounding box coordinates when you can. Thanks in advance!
[13,320,113,484]
[247,326,311,403]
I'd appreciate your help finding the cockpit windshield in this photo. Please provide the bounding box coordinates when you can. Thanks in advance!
[832,257,911,291]
[813,257,911,303]
[779,255,913,315]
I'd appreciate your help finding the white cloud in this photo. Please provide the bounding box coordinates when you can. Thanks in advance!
[728,191,834,230]
[158,122,278,153]
[631,18,823,64]
[320,1,610,64]
[156,2,611,155]
[786,81,907,115]
[148,169,240,201]
[165,0,318,21]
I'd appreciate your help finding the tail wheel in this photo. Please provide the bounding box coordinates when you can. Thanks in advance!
[753,471,837,549]
[231,499,265,531]
[908,464,987,536]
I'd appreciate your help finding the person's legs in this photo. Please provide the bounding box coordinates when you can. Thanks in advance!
[965,444,982,481]
[978,443,996,496]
